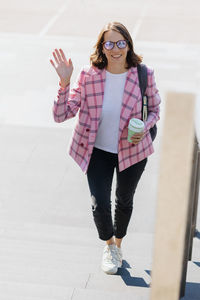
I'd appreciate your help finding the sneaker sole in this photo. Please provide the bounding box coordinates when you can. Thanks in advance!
[101,266,118,275]
[118,260,122,268]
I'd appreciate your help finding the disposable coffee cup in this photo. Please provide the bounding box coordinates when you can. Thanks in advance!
[127,118,145,143]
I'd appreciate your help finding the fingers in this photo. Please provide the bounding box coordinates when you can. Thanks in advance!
[50,59,56,68]
[131,138,140,145]
[59,48,67,63]
[51,48,72,68]
[53,51,59,65]
[131,132,145,144]
[55,48,62,63]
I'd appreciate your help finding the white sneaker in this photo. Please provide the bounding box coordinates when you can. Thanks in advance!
[116,246,123,267]
[101,244,119,275]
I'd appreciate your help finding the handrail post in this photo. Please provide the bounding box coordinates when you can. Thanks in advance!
[150,92,195,300]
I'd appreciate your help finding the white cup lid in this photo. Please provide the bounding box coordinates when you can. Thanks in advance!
[129,118,144,130]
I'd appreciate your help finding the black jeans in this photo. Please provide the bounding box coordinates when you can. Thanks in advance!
[87,147,147,241]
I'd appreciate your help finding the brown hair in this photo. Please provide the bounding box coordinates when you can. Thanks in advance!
[90,22,142,69]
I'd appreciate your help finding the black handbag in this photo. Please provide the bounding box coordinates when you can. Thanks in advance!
[137,64,157,141]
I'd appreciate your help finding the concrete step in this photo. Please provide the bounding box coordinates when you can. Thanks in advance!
[191,236,200,261]
[85,269,151,292]
[0,259,152,288]
[0,281,74,299]
[0,283,150,300]
[0,220,153,299]
[0,264,90,289]
[0,221,102,248]
[0,221,154,275]
[0,220,199,299]
[72,286,150,300]
[0,220,154,252]
[182,261,200,300]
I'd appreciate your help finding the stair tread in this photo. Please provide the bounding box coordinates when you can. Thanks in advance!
[72,286,150,300]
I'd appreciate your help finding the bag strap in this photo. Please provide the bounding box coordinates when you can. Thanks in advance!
[137,64,148,122]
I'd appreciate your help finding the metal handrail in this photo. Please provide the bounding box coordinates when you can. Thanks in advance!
[180,135,200,298]
[189,136,200,258]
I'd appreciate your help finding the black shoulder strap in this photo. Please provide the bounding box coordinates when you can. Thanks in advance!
[137,63,148,121]
[137,64,157,139]
[137,63,147,96]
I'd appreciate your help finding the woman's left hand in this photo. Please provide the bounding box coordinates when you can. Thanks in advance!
[131,131,145,145]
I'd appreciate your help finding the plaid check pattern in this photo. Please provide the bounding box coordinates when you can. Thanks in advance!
[53,65,161,173]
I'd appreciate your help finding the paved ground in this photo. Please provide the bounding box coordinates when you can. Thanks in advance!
[0,0,200,299]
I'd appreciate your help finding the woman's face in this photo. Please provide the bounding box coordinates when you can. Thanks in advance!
[102,30,129,69]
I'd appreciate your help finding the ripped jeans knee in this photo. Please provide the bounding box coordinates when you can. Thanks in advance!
[91,195,97,212]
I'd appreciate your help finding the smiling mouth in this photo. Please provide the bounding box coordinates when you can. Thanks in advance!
[111,54,122,59]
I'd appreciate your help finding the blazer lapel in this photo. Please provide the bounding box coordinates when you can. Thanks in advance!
[119,67,140,134]
[86,68,106,131]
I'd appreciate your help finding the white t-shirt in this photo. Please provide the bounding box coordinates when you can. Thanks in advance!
[94,70,127,153]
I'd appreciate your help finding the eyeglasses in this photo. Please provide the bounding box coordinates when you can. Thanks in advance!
[102,40,128,50]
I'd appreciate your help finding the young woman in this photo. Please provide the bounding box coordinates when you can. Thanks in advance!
[50,21,161,275]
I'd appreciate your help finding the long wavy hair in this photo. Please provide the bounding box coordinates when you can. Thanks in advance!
[90,22,142,69]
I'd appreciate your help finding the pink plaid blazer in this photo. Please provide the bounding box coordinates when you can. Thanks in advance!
[53,65,161,173]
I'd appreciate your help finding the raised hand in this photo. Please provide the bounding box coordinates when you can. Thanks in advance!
[50,48,73,87]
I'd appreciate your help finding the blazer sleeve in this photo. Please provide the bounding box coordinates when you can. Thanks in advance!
[53,69,85,123]
[144,68,161,131]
